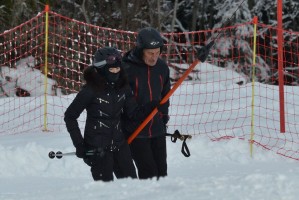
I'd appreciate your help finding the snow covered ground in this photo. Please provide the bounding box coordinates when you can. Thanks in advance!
[1,63,299,200]
[1,130,299,200]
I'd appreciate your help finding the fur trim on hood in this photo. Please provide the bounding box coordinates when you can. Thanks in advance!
[83,66,128,91]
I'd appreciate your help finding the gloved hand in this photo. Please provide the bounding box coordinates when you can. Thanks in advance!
[142,100,158,116]
[146,100,168,113]
[75,143,86,158]
[147,100,159,110]
[158,102,168,114]
[196,40,214,62]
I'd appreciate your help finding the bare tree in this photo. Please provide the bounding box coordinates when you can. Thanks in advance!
[166,0,178,62]
[157,0,161,31]
[79,0,90,24]
[121,0,128,30]
[191,0,199,31]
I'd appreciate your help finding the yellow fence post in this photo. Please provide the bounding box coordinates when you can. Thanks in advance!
[250,16,258,157]
[43,5,49,132]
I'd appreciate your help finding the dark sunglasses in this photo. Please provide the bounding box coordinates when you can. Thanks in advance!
[93,55,122,68]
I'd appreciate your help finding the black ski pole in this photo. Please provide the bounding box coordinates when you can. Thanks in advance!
[166,130,192,142]
[48,148,105,159]
[48,151,76,159]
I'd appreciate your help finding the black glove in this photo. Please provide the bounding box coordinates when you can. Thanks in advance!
[146,100,168,113]
[148,100,159,110]
[196,40,214,62]
[158,103,169,114]
[146,101,169,123]
[143,100,159,115]
[75,143,86,158]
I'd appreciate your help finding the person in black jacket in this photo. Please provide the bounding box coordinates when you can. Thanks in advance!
[64,47,157,182]
[122,27,171,179]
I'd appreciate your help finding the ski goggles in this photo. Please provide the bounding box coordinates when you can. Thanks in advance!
[93,54,122,68]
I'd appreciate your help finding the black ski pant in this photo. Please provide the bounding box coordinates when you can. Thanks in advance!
[130,136,167,179]
[89,151,114,182]
[85,142,137,181]
[113,142,137,179]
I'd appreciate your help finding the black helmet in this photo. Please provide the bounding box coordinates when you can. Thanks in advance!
[92,47,122,82]
[93,47,122,69]
[136,27,164,49]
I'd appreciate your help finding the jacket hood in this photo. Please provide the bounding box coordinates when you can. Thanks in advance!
[84,66,104,85]
[83,66,127,90]
[122,48,145,66]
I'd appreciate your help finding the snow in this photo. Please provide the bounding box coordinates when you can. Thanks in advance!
[1,63,299,200]
[0,56,61,98]
[170,62,247,86]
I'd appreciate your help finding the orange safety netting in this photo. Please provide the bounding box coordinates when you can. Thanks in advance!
[1,10,299,161]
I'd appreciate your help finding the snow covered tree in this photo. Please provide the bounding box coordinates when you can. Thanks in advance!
[209,0,270,82]
[2,0,299,84]
[251,0,299,85]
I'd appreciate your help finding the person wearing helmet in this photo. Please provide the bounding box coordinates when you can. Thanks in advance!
[64,47,158,182]
[122,27,171,179]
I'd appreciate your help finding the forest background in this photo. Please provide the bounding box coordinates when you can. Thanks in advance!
[1,0,299,88]
[0,0,298,33]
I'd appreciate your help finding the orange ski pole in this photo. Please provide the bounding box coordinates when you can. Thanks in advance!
[127,59,200,144]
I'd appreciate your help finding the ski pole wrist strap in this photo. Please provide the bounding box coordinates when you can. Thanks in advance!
[181,137,190,157]
[166,130,192,157]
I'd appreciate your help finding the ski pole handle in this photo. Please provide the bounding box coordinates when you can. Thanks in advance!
[48,151,75,159]
[48,149,103,159]
[55,151,76,158]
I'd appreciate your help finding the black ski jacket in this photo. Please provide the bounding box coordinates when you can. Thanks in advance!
[64,67,152,149]
[122,48,171,138]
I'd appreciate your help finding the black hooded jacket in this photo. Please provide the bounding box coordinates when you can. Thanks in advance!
[122,48,171,138]
[64,66,152,149]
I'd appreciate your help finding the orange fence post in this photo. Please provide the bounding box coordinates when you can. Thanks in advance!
[127,59,200,144]
[277,0,285,133]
